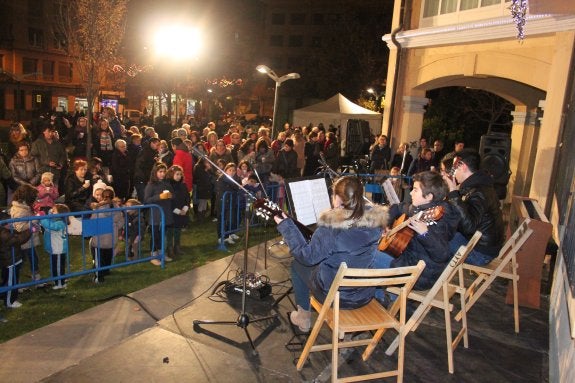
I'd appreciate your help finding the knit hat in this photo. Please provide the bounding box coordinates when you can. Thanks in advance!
[92,180,107,197]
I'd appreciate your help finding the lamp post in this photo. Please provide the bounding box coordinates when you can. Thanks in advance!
[256,65,300,138]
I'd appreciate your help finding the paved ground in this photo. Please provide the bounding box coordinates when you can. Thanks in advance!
[0,241,549,382]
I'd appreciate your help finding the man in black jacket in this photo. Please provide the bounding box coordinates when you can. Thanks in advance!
[133,138,160,202]
[443,149,505,265]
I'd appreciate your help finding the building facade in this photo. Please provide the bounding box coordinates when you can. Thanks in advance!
[0,0,124,126]
[382,0,575,380]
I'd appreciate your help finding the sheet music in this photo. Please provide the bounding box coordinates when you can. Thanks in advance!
[286,177,331,226]
[382,179,400,205]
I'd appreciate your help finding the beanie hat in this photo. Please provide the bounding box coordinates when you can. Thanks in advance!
[92,180,107,197]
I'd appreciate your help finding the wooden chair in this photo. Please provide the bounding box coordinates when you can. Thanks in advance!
[385,231,482,374]
[296,260,425,383]
[454,218,534,333]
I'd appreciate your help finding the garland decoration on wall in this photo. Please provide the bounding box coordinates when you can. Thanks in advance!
[510,0,528,41]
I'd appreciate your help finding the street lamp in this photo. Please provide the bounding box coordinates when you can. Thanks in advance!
[256,65,300,138]
[153,25,203,124]
[366,87,385,112]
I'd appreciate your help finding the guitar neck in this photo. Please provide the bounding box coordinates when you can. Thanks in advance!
[387,216,413,237]
[255,199,314,241]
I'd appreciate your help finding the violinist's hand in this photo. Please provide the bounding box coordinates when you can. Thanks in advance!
[273,212,288,224]
[408,219,428,236]
[442,172,458,192]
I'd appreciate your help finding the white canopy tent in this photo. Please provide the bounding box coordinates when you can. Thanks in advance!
[292,93,382,134]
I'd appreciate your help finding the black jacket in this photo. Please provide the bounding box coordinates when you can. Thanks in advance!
[448,171,505,257]
[273,150,299,179]
[0,226,32,268]
[370,144,391,171]
[64,174,92,212]
[133,146,157,183]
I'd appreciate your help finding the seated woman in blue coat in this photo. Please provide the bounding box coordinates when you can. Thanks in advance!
[374,170,460,292]
[274,176,389,332]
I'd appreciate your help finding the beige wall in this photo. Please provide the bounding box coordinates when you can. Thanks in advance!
[384,3,575,381]
[387,29,574,214]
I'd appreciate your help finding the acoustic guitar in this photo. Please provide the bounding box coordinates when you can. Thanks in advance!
[377,205,445,258]
[253,198,314,242]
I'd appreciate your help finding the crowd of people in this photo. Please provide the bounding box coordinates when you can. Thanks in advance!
[0,109,349,308]
[1,107,503,323]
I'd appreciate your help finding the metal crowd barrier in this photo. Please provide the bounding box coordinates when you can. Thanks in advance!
[217,183,281,250]
[0,204,165,297]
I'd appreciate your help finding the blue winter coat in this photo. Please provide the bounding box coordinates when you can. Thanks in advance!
[277,205,389,309]
[40,218,69,255]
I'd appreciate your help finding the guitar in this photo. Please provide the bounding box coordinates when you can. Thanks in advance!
[253,199,314,242]
[377,205,445,258]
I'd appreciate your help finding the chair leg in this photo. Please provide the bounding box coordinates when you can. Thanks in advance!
[296,316,322,370]
[332,298,340,382]
[459,288,469,349]
[512,273,520,333]
[397,330,405,383]
[442,286,454,374]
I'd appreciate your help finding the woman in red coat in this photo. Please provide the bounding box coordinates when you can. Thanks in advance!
[171,137,193,193]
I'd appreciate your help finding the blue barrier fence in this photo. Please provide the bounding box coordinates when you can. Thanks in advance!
[0,204,165,300]
[217,183,282,250]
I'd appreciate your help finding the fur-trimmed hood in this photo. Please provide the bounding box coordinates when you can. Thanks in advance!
[317,204,389,230]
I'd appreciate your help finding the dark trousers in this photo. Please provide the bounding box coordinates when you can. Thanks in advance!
[91,247,113,282]
[50,253,67,286]
[149,224,172,252]
[22,247,39,275]
[135,181,147,204]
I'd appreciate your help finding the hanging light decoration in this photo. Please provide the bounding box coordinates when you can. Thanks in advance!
[206,78,244,88]
[510,0,528,41]
[111,64,152,77]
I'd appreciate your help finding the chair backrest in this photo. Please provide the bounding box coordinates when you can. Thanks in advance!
[497,217,533,261]
[322,260,426,315]
[406,231,482,322]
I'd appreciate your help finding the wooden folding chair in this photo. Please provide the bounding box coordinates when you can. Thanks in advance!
[455,218,534,333]
[296,260,425,383]
[384,231,482,373]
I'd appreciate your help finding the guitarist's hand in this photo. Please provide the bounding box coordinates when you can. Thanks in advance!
[273,212,288,224]
[408,219,428,236]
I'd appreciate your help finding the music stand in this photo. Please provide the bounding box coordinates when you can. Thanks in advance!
[191,150,278,356]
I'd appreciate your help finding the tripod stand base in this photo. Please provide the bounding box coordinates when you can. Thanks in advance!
[193,312,279,355]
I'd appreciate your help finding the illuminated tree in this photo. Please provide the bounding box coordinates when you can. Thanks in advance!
[56,0,128,159]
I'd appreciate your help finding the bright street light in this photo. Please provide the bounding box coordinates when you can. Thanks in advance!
[366,87,385,111]
[256,65,300,138]
[154,26,203,60]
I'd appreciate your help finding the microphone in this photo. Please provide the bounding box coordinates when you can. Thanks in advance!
[191,145,206,159]
[319,151,327,165]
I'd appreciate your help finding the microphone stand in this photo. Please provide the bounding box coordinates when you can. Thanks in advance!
[191,147,278,355]
[318,153,374,206]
